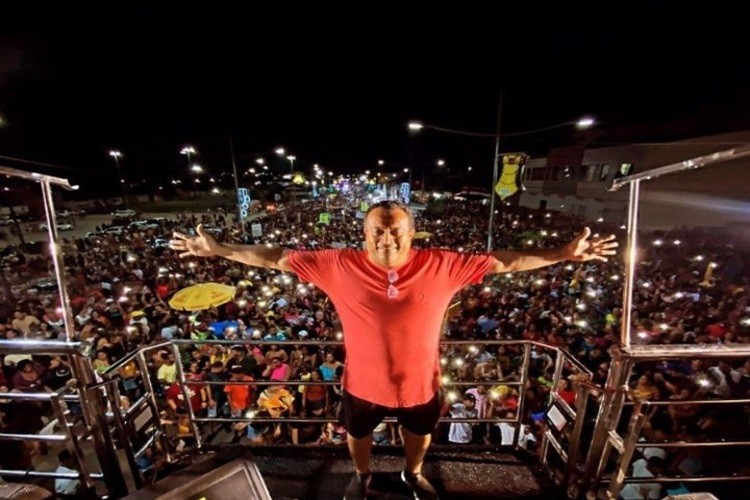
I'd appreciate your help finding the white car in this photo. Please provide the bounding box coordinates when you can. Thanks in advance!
[39,222,74,231]
[128,221,159,230]
[103,226,125,235]
[112,209,138,217]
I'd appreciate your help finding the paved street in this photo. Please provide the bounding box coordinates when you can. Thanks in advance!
[0,211,179,246]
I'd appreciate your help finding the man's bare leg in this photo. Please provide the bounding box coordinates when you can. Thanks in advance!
[401,426,431,474]
[347,433,373,474]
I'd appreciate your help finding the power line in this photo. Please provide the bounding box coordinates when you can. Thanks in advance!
[0,154,78,172]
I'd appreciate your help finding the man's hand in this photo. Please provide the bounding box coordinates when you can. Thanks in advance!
[169,224,220,258]
[564,227,618,262]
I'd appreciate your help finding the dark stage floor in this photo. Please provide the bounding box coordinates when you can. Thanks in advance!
[128,444,563,499]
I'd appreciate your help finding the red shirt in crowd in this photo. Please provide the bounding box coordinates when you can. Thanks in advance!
[288,248,495,408]
[165,383,202,412]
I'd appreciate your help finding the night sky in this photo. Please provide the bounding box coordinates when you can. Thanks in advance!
[1,4,749,195]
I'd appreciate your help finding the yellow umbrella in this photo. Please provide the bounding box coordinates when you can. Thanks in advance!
[413,231,433,240]
[169,283,237,311]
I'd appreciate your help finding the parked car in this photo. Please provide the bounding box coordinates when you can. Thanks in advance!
[128,220,159,230]
[39,222,74,231]
[103,226,125,235]
[112,209,138,217]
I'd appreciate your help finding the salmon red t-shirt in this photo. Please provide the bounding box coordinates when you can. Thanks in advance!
[287,248,495,407]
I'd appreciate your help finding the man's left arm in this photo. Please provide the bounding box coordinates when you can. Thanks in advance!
[490,227,617,274]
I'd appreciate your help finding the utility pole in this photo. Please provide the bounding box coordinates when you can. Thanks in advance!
[486,92,502,252]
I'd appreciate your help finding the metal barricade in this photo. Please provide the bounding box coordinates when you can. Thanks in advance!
[581,344,750,499]
[100,341,177,485]
[130,338,597,494]
[0,340,130,497]
[534,343,597,495]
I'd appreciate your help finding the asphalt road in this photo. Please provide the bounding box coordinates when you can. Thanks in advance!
[0,211,178,247]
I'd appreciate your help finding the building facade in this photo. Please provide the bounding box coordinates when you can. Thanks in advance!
[519,130,750,229]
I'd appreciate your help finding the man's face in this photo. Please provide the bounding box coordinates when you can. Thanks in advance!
[364,207,415,267]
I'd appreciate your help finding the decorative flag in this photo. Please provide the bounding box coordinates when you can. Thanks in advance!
[494,154,527,200]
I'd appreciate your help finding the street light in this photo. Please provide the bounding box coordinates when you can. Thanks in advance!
[287,155,296,173]
[408,108,595,251]
[180,145,197,164]
[275,147,285,156]
[190,164,204,173]
[108,150,129,208]
[180,145,197,197]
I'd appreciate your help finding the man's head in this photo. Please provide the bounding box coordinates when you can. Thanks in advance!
[363,200,415,267]
[463,392,476,408]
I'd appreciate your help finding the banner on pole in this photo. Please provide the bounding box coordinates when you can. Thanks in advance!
[399,182,411,204]
[237,188,251,220]
[494,154,527,200]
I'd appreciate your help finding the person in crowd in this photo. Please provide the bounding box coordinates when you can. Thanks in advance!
[448,392,478,444]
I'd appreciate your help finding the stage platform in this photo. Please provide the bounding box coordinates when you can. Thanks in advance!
[126,444,563,499]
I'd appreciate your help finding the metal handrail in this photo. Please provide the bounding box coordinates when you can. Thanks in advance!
[102,339,173,376]
[609,144,750,191]
[0,391,79,401]
[0,339,83,354]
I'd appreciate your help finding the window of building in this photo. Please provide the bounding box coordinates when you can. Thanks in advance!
[619,163,633,176]
[599,164,611,181]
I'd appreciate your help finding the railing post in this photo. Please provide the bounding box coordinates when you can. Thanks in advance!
[513,343,533,448]
[50,390,97,497]
[171,342,203,448]
[83,384,129,496]
[136,349,174,463]
[563,382,592,495]
[606,398,648,499]
[102,379,144,490]
[579,352,632,497]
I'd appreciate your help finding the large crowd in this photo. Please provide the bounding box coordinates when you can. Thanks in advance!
[0,188,748,497]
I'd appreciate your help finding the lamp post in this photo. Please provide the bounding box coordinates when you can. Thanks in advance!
[407,109,595,251]
[180,145,197,197]
[108,150,129,208]
[180,145,196,165]
[286,155,296,173]
[190,164,203,197]
[487,94,503,253]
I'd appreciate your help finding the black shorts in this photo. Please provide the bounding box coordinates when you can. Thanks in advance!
[341,390,441,439]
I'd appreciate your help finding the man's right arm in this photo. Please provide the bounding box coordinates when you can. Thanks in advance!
[215,243,293,272]
[169,224,293,272]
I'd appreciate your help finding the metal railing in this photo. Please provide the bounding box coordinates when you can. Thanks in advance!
[581,344,750,499]
[93,338,596,494]
[0,340,131,497]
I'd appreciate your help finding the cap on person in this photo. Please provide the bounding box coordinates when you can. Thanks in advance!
[298,330,309,337]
